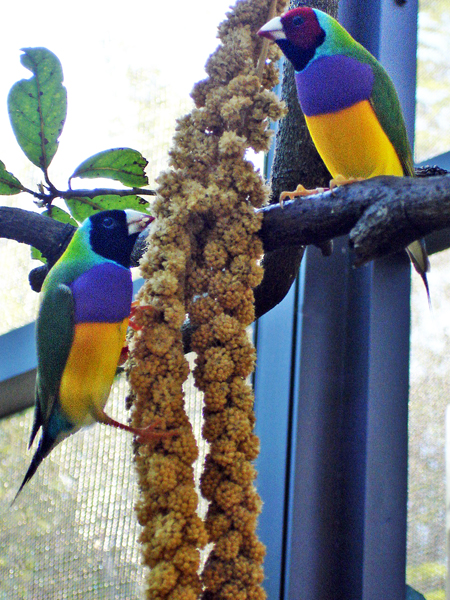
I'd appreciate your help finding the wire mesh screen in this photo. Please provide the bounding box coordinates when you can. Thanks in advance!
[0,370,207,598]
[415,0,450,164]
[408,250,450,600]
[407,1,450,598]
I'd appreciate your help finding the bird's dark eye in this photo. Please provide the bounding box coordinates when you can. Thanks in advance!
[102,216,116,229]
[292,15,304,26]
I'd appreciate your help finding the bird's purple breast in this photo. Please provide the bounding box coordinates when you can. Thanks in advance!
[295,54,375,116]
[70,262,132,323]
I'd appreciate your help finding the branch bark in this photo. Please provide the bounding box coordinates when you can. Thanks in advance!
[2,169,450,307]
[0,207,74,259]
[259,173,450,263]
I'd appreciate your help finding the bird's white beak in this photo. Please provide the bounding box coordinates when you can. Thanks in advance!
[258,16,286,41]
[125,209,155,235]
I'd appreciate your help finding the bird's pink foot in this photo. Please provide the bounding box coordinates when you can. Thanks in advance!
[118,344,129,366]
[329,174,366,189]
[118,303,158,365]
[279,183,327,207]
[133,422,180,445]
[128,301,156,332]
[94,408,179,444]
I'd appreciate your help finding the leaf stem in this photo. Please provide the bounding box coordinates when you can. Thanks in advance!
[61,187,157,199]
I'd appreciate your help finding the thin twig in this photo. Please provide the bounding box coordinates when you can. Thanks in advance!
[25,186,157,203]
[255,0,279,79]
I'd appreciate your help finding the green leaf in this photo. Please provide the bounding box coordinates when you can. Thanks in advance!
[8,47,67,170]
[31,206,78,262]
[69,148,149,187]
[43,205,78,227]
[31,246,45,262]
[0,160,24,195]
[65,194,150,223]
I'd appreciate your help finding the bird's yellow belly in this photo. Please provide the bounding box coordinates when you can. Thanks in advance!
[304,100,404,178]
[59,320,128,425]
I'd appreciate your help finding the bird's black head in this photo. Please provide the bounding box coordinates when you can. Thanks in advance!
[259,7,326,72]
[88,209,152,268]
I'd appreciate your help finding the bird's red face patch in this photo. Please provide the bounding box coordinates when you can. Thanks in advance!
[281,7,323,50]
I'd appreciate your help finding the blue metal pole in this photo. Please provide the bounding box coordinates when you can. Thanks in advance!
[359,4,418,598]
[253,282,299,600]
[279,2,417,599]
[284,238,353,600]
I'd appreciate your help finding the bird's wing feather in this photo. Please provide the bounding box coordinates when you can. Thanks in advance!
[347,43,415,177]
[33,283,75,439]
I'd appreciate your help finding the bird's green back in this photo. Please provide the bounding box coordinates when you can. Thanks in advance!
[348,43,414,176]
[314,10,415,176]
[36,284,75,426]
[36,223,104,428]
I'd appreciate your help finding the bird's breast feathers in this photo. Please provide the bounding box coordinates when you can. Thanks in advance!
[58,261,132,425]
[69,262,132,323]
[305,100,404,179]
[59,320,129,425]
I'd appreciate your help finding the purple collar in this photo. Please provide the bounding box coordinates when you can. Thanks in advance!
[295,54,375,116]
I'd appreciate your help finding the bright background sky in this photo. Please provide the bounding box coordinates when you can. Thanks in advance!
[0,0,234,198]
[0,0,235,334]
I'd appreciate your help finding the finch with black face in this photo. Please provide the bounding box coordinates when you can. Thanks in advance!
[15,209,174,500]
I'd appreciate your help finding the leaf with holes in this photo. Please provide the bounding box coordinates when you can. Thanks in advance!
[31,206,77,262]
[69,148,149,187]
[8,47,67,170]
[0,160,24,195]
[65,194,150,223]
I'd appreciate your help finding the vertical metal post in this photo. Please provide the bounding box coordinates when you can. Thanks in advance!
[354,3,417,599]
[362,255,410,600]
[254,283,298,600]
[284,238,352,600]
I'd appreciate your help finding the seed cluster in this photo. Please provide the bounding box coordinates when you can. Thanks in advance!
[129,220,208,600]
[128,0,287,598]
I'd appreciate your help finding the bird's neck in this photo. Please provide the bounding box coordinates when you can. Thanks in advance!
[277,39,318,72]
[43,230,119,291]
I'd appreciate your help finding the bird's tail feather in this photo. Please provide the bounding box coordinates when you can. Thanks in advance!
[28,400,42,449]
[406,239,430,305]
[12,432,56,504]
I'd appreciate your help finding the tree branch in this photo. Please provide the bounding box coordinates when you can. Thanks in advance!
[57,187,157,200]
[0,206,74,261]
[3,169,449,305]
[259,173,450,263]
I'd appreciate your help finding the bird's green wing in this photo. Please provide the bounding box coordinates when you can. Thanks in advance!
[31,284,75,444]
[347,43,415,176]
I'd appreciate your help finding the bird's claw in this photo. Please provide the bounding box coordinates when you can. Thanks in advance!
[128,301,156,332]
[279,184,327,207]
[329,174,365,189]
[118,303,158,365]
[135,422,181,445]
[118,344,129,366]
[94,408,179,444]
